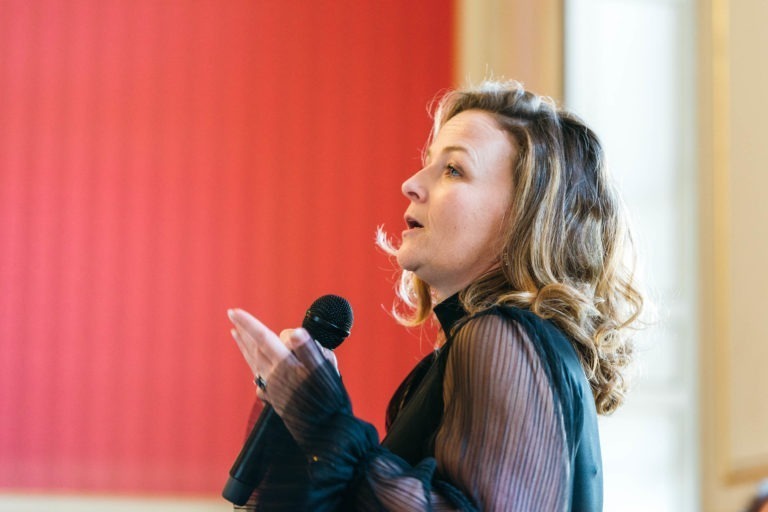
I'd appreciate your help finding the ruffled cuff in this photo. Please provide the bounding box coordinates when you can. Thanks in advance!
[263,338,380,508]
[266,339,350,424]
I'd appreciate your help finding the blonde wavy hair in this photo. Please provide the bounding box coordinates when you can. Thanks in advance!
[378,80,644,415]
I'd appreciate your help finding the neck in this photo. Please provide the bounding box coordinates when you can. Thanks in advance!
[430,263,503,304]
[432,281,469,304]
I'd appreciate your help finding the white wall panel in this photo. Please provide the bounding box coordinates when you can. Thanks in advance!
[565,0,697,510]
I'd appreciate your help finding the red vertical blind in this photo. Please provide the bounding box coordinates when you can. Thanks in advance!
[0,0,453,495]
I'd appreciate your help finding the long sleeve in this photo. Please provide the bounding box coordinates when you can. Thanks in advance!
[437,314,569,510]
[262,312,570,511]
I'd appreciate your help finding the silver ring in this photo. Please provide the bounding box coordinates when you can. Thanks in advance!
[255,375,267,391]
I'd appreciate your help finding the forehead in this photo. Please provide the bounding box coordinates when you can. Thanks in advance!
[428,109,514,160]
[440,109,501,137]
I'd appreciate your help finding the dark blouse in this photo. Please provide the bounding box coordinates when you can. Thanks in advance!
[237,294,602,511]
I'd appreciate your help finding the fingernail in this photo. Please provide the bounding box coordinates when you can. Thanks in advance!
[291,328,309,342]
[227,309,235,321]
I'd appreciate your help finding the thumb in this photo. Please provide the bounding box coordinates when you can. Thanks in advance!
[288,327,311,350]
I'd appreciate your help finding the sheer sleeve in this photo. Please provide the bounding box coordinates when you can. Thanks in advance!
[260,312,570,511]
[436,314,569,510]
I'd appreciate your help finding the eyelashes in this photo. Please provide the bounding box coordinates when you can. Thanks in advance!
[445,164,463,178]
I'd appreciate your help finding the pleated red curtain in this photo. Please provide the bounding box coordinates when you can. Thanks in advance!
[0,0,453,495]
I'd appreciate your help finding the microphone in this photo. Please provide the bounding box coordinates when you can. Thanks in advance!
[222,294,354,506]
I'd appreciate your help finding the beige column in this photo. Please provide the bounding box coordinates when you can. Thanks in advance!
[455,0,563,100]
[699,0,768,509]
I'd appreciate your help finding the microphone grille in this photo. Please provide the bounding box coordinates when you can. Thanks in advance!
[302,294,353,349]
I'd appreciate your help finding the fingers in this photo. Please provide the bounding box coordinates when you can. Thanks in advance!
[280,328,312,351]
[285,329,338,371]
[227,309,333,390]
[279,328,295,345]
[287,328,311,351]
[230,326,265,373]
[228,308,292,377]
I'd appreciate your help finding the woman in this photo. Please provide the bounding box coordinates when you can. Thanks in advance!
[229,80,643,511]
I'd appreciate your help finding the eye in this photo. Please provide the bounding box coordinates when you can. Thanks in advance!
[445,164,462,178]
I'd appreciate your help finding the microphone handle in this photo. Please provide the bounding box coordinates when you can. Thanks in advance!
[222,404,277,506]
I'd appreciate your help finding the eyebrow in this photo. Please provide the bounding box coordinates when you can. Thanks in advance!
[425,145,472,162]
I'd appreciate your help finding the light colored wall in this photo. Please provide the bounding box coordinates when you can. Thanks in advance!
[699,0,768,509]
[456,0,562,98]
[564,0,698,509]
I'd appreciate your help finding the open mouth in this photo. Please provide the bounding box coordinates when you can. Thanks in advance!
[405,216,423,229]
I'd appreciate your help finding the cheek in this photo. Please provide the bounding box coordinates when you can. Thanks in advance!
[435,199,496,252]
[430,187,510,256]
[427,194,466,242]
[461,198,509,254]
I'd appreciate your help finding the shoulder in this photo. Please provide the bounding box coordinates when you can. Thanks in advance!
[450,305,550,353]
[447,310,543,378]
[457,305,581,366]
[450,305,598,470]
[451,305,589,407]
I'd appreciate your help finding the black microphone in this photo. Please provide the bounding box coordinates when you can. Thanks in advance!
[222,294,354,506]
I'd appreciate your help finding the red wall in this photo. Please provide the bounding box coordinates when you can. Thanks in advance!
[0,0,453,496]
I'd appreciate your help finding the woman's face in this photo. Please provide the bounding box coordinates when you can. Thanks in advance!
[397,109,515,301]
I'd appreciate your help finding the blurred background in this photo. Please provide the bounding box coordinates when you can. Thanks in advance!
[0,0,765,511]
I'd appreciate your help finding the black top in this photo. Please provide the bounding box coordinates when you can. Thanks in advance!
[381,293,466,464]
[240,293,603,511]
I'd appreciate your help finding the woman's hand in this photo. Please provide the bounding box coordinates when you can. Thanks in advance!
[227,310,339,397]
[228,308,296,395]
[278,329,339,374]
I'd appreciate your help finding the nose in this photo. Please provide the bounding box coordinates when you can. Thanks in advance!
[401,168,427,202]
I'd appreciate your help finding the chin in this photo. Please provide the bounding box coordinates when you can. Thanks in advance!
[395,251,418,274]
